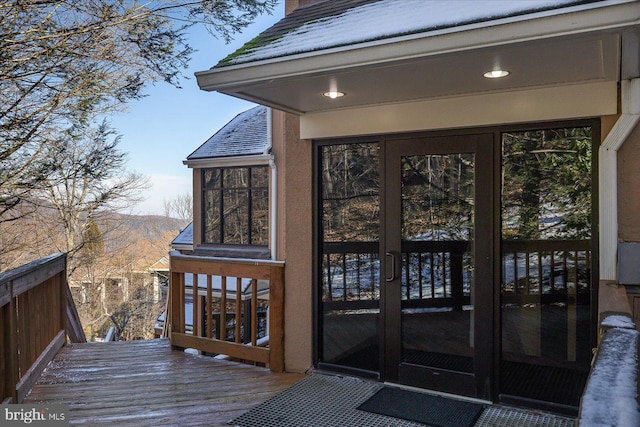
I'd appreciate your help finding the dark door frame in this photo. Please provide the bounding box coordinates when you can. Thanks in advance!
[312,119,599,407]
[381,133,495,400]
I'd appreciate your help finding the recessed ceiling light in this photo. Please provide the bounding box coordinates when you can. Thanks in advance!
[323,91,345,99]
[483,70,510,79]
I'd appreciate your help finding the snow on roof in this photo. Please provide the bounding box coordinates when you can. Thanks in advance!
[187,106,268,160]
[171,223,193,248]
[219,0,590,66]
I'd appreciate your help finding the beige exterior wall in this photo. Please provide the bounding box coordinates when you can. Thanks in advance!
[300,82,617,139]
[618,121,640,241]
[192,168,202,247]
[272,109,314,373]
[276,97,623,374]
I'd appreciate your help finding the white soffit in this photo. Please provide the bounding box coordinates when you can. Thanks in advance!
[300,81,618,139]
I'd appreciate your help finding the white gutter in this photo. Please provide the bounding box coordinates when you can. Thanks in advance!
[196,1,640,94]
[183,154,272,168]
[266,108,278,261]
[599,79,640,280]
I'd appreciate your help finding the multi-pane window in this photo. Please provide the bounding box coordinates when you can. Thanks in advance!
[202,166,269,246]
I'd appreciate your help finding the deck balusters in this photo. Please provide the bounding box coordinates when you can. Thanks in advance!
[169,252,285,371]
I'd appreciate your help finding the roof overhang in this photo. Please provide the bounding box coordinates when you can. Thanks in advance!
[183,154,273,168]
[196,1,640,115]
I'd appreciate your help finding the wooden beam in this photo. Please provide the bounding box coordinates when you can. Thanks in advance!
[251,279,258,346]
[170,272,185,349]
[235,278,242,344]
[206,275,213,339]
[171,333,270,365]
[268,266,285,372]
[171,257,272,281]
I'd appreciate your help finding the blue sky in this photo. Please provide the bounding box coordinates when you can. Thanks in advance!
[110,2,284,215]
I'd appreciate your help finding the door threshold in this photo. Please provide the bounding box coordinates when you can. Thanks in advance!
[383,381,492,405]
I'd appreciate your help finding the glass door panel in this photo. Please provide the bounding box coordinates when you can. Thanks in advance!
[400,153,475,373]
[385,134,493,399]
[500,127,595,408]
[318,142,381,373]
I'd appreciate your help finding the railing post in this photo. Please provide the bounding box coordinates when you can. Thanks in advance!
[170,270,185,349]
[59,260,67,347]
[450,251,464,311]
[269,265,285,372]
[7,281,18,404]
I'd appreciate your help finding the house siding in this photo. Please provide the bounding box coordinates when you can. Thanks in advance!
[273,109,314,373]
[618,121,640,241]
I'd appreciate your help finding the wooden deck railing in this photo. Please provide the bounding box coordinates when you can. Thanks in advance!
[1,253,86,403]
[168,251,285,372]
[502,239,592,304]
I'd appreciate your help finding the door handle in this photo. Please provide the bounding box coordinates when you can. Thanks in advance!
[385,252,397,282]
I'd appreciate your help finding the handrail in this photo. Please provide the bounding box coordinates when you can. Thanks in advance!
[0,254,86,403]
[168,251,285,372]
[578,313,640,426]
[1,253,86,403]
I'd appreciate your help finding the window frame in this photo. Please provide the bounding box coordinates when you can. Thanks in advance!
[199,164,270,258]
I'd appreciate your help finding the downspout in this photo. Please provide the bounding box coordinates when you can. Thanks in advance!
[266,107,278,260]
[599,78,640,280]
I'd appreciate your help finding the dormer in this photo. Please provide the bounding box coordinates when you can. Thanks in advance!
[181,106,273,259]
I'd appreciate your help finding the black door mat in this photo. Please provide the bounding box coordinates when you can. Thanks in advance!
[230,373,574,427]
[357,386,484,427]
[230,374,431,426]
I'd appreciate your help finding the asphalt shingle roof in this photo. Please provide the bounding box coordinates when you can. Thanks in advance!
[216,0,599,67]
[171,223,193,247]
[187,106,269,160]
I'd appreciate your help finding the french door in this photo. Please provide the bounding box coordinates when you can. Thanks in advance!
[316,124,596,408]
[382,134,494,399]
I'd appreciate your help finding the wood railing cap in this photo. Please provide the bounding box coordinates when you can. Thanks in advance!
[169,250,285,267]
[0,253,66,285]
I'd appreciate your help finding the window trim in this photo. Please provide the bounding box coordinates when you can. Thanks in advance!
[200,164,270,251]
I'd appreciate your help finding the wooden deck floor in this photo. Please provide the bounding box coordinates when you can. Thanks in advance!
[25,339,304,426]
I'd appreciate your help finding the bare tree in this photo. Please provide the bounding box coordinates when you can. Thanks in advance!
[0,0,277,219]
[164,192,193,226]
[29,120,148,274]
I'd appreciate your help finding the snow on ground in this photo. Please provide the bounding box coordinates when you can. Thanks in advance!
[231,0,583,64]
[601,314,637,329]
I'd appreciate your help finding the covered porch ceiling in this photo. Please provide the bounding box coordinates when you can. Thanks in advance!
[195,1,640,115]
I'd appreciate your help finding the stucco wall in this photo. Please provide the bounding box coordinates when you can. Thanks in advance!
[618,121,640,241]
[272,109,313,373]
[192,168,202,247]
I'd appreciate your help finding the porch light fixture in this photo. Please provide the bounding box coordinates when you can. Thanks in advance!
[323,91,345,99]
[483,69,510,79]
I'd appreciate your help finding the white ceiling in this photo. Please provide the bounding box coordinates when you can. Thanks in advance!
[224,31,621,114]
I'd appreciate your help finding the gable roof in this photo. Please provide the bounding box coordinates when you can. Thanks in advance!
[186,105,269,160]
[171,223,193,250]
[196,0,637,115]
[217,0,595,67]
